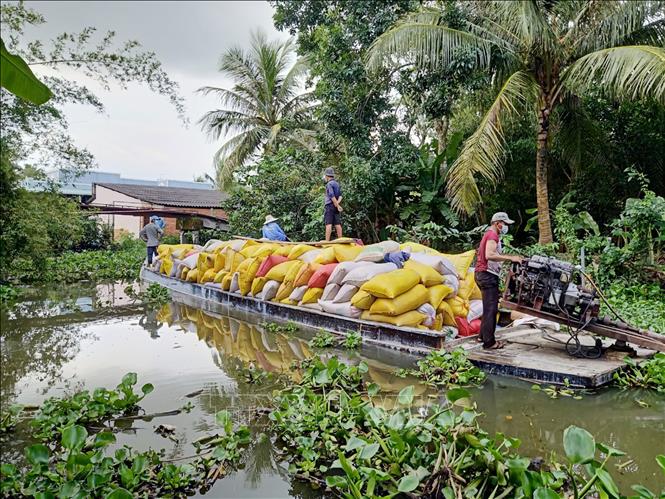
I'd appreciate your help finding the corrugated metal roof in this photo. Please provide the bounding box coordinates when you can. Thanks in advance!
[96,183,226,208]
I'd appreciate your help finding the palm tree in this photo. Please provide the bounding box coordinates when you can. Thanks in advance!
[367,1,665,243]
[198,31,316,187]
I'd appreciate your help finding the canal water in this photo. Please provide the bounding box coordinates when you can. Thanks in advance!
[1,282,664,496]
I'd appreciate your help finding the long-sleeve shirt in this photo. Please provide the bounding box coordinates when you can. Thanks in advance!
[139,223,163,246]
[262,222,288,241]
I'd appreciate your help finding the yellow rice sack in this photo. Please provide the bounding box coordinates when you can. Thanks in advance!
[369,284,429,316]
[224,249,244,273]
[433,314,443,331]
[333,244,362,262]
[160,258,174,276]
[214,252,225,272]
[301,287,323,304]
[283,260,305,286]
[457,270,477,300]
[221,273,233,291]
[294,264,316,287]
[360,269,420,299]
[314,246,337,264]
[200,268,218,283]
[445,296,470,317]
[197,252,214,276]
[186,269,199,282]
[438,301,456,326]
[350,290,375,310]
[428,284,453,309]
[180,267,190,280]
[288,244,316,260]
[251,277,268,296]
[275,281,295,301]
[274,246,292,257]
[399,241,437,254]
[440,250,476,277]
[281,298,297,305]
[361,310,426,328]
[404,260,443,287]
[252,244,278,259]
[266,260,302,283]
[214,270,228,283]
[239,257,261,295]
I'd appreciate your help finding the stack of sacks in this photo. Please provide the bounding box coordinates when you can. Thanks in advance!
[358,268,429,328]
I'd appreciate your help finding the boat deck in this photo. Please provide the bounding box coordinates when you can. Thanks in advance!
[142,268,655,388]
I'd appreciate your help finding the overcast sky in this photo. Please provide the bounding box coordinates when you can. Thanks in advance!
[17,1,285,182]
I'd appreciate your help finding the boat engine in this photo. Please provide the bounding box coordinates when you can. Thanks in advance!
[504,255,600,323]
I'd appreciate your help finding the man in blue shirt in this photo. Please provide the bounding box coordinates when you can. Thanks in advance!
[323,167,343,241]
[261,215,288,241]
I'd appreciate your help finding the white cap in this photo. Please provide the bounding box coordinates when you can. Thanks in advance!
[491,212,515,224]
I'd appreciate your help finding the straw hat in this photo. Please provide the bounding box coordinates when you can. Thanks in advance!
[263,215,279,225]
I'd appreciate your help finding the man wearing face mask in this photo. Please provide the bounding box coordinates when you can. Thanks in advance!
[475,212,522,349]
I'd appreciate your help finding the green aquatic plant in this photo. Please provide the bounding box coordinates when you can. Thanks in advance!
[409,348,486,387]
[309,329,337,348]
[614,353,665,392]
[262,321,299,334]
[31,372,154,441]
[270,356,651,498]
[125,282,170,307]
[0,404,23,433]
[0,410,251,498]
[342,331,362,350]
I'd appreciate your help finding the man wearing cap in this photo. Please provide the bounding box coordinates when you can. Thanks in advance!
[261,214,288,242]
[475,212,522,349]
[139,216,164,266]
[323,167,343,241]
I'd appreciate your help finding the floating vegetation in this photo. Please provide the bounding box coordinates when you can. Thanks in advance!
[401,348,486,387]
[531,378,587,400]
[309,329,337,348]
[262,321,299,334]
[342,330,362,349]
[613,353,665,392]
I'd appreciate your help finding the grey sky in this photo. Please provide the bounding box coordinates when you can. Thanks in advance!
[20,1,284,182]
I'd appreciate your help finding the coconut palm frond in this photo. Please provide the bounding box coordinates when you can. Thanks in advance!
[446,70,539,215]
[366,9,493,72]
[196,87,259,115]
[568,1,664,56]
[214,128,266,188]
[625,18,665,47]
[197,109,259,140]
[490,0,557,55]
[562,45,665,104]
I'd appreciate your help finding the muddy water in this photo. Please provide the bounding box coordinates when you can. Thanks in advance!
[1,283,664,496]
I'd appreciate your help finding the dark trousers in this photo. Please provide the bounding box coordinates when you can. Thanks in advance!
[147,246,157,265]
[475,271,499,348]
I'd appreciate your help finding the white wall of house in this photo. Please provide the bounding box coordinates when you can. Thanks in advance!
[93,186,147,238]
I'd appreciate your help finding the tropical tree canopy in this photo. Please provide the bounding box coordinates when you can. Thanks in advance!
[198,31,317,187]
[367,0,665,243]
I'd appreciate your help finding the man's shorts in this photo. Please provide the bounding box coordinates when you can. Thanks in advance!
[324,203,342,226]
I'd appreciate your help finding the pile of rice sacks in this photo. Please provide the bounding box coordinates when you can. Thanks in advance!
[151,238,484,333]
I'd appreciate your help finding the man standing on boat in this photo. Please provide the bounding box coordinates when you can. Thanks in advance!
[140,215,164,266]
[261,215,288,241]
[323,167,343,241]
[475,212,522,350]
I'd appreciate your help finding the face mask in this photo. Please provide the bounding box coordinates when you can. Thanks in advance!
[500,224,509,235]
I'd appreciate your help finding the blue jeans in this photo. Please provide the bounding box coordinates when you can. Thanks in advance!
[147,246,158,265]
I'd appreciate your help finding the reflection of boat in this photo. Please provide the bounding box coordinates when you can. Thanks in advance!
[156,302,437,397]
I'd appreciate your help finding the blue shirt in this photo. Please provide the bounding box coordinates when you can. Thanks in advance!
[262,222,288,241]
[325,180,341,205]
[383,251,411,269]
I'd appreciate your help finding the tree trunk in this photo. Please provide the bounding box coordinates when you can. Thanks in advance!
[536,104,553,244]
[434,117,449,155]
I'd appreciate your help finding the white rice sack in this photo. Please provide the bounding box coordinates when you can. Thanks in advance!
[354,240,400,263]
[181,252,200,269]
[299,249,322,263]
[342,262,398,287]
[328,261,365,285]
[333,283,358,304]
[299,302,323,312]
[322,282,341,301]
[318,300,362,319]
[192,245,204,252]
[468,300,483,321]
[410,252,457,276]
[229,272,240,293]
[443,274,460,297]
[151,258,161,271]
[259,280,280,301]
[417,303,437,327]
[203,239,224,252]
[289,285,308,302]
